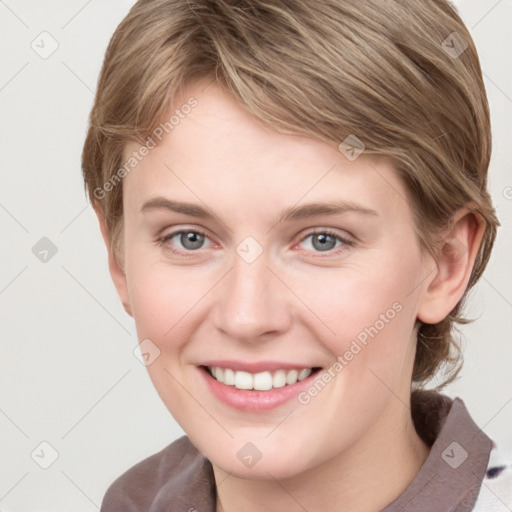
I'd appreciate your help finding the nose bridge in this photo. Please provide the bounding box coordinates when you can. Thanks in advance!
[213,245,289,342]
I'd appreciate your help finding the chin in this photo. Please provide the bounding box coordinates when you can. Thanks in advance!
[204,438,318,482]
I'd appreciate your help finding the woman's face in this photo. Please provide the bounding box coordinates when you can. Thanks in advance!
[118,79,433,479]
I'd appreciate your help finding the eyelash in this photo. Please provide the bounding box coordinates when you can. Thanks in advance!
[156,228,354,258]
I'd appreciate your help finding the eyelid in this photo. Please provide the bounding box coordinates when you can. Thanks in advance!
[298,227,354,244]
[159,223,213,239]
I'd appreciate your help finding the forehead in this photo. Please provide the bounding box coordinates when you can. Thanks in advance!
[122,81,411,224]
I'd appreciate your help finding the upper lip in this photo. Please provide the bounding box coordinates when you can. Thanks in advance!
[200,360,321,373]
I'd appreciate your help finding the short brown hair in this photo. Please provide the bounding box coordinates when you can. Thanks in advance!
[82,0,499,388]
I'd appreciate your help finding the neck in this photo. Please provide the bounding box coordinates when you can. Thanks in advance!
[214,398,431,512]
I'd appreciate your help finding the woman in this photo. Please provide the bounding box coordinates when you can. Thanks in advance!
[82,1,510,510]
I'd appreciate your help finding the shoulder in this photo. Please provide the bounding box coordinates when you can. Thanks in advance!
[100,435,210,512]
[473,442,512,511]
[409,390,511,511]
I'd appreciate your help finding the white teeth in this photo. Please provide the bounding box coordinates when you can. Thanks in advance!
[223,368,235,385]
[234,371,253,390]
[298,368,312,381]
[208,366,315,390]
[253,371,273,391]
[286,369,299,385]
[272,369,287,388]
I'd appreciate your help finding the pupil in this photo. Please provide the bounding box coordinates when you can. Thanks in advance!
[182,231,203,250]
[313,233,335,251]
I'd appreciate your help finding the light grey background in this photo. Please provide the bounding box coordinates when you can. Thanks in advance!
[1,1,510,510]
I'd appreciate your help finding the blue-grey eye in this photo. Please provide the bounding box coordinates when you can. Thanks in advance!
[302,232,341,252]
[167,230,207,250]
[181,231,204,250]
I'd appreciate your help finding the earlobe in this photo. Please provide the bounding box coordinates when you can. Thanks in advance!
[417,208,484,325]
[94,207,133,318]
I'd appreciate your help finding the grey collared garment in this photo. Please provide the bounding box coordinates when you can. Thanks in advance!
[100,390,493,512]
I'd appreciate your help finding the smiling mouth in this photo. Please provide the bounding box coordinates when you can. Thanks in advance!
[201,365,322,391]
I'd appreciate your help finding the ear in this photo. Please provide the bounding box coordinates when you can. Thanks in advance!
[94,207,133,317]
[417,208,485,324]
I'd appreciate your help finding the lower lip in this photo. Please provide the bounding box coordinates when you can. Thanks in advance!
[198,366,321,412]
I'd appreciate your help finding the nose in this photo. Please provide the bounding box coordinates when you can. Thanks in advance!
[212,250,292,343]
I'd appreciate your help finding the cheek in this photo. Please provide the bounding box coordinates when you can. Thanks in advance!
[126,232,423,365]
[127,263,198,338]
[125,260,210,412]
[296,253,421,372]
[125,252,223,365]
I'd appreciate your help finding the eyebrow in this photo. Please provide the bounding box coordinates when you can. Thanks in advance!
[140,197,379,223]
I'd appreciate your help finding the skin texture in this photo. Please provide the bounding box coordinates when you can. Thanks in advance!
[96,79,484,512]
